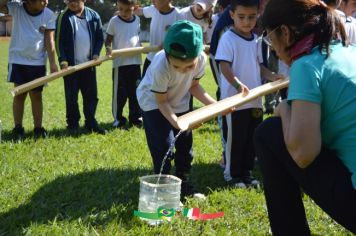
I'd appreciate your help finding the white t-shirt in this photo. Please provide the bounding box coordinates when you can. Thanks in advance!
[345,16,356,44]
[137,50,206,113]
[106,15,142,67]
[7,1,56,65]
[206,13,219,44]
[215,29,263,110]
[337,10,356,44]
[73,16,90,64]
[142,5,180,61]
[179,6,209,33]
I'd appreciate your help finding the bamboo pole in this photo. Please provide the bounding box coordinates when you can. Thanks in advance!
[176,78,290,131]
[10,46,160,96]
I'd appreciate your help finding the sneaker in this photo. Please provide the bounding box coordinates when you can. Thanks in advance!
[12,124,25,142]
[87,125,107,135]
[243,173,260,188]
[227,178,247,189]
[34,127,48,139]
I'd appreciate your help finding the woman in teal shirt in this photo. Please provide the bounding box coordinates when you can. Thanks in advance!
[254,0,356,234]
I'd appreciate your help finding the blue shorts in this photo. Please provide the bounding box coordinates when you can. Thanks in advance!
[8,63,46,92]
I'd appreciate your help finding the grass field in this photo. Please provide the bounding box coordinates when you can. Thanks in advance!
[0,39,351,235]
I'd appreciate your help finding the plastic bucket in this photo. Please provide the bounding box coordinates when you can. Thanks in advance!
[138,174,181,225]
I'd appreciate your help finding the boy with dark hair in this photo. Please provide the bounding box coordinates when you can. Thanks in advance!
[137,20,216,197]
[215,0,281,187]
[0,0,58,141]
[55,0,106,135]
[105,0,142,129]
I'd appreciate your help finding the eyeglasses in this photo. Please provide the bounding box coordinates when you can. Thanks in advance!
[262,26,280,48]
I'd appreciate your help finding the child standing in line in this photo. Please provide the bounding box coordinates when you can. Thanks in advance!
[105,0,142,129]
[179,0,217,43]
[215,0,282,187]
[137,21,216,197]
[0,0,58,141]
[339,0,356,44]
[55,0,106,135]
[134,0,180,77]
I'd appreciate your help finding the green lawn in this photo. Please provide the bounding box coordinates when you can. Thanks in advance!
[0,39,351,235]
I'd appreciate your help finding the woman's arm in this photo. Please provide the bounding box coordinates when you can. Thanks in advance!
[275,100,322,168]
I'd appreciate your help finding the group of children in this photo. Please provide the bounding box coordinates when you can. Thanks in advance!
[2,0,356,197]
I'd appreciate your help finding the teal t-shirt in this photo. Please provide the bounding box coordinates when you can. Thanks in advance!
[288,42,356,189]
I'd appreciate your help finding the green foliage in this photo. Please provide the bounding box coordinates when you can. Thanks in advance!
[0,40,352,235]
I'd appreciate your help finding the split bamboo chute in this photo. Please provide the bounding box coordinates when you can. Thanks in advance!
[10,46,160,96]
[176,78,290,131]
[10,45,211,97]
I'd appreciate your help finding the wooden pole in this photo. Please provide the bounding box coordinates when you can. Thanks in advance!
[10,46,160,96]
[176,78,290,131]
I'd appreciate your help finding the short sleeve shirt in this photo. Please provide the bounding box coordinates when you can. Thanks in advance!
[8,1,56,65]
[215,29,263,110]
[142,6,180,61]
[288,42,356,189]
[136,50,206,113]
[106,15,142,67]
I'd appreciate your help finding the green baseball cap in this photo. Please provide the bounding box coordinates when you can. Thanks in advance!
[164,20,203,60]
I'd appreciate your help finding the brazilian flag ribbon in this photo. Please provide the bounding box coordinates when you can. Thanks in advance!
[134,207,224,221]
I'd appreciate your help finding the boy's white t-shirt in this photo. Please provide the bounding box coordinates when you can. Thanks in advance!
[137,50,206,113]
[7,1,56,65]
[106,15,142,67]
[73,16,91,64]
[142,5,180,61]
[206,13,219,44]
[179,6,209,33]
[345,16,356,44]
[215,29,263,110]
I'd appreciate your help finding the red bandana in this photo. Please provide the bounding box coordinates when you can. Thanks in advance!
[290,34,316,62]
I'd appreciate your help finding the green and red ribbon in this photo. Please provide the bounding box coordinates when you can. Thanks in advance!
[134,207,224,221]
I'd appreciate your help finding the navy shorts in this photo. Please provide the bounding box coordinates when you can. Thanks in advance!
[8,63,46,92]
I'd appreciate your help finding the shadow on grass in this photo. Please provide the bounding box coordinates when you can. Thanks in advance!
[0,168,150,234]
[0,163,233,234]
[0,121,139,142]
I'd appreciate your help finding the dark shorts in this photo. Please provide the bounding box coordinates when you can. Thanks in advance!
[8,63,46,92]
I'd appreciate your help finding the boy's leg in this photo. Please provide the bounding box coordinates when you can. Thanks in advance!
[173,112,193,175]
[125,65,142,124]
[254,117,356,235]
[79,68,99,129]
[243,108,263,184]
[29,90,43,128]
[13,92,27,127]
[224,109,250,183]
[112,67,127,126]
[63,74,80,129]
[142,109,174,174]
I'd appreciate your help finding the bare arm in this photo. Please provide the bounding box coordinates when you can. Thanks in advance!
[105,34,113,56]
[260,64,284,82]
[274,100,322,168]
[155,92,179,129]
[220,61,249,95]
[44,29,58,73]
[189,79,216,105]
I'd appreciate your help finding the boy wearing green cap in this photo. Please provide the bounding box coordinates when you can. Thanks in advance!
[137,20,216,197]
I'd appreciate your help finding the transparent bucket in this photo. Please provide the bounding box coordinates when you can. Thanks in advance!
[138,174,181,225]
